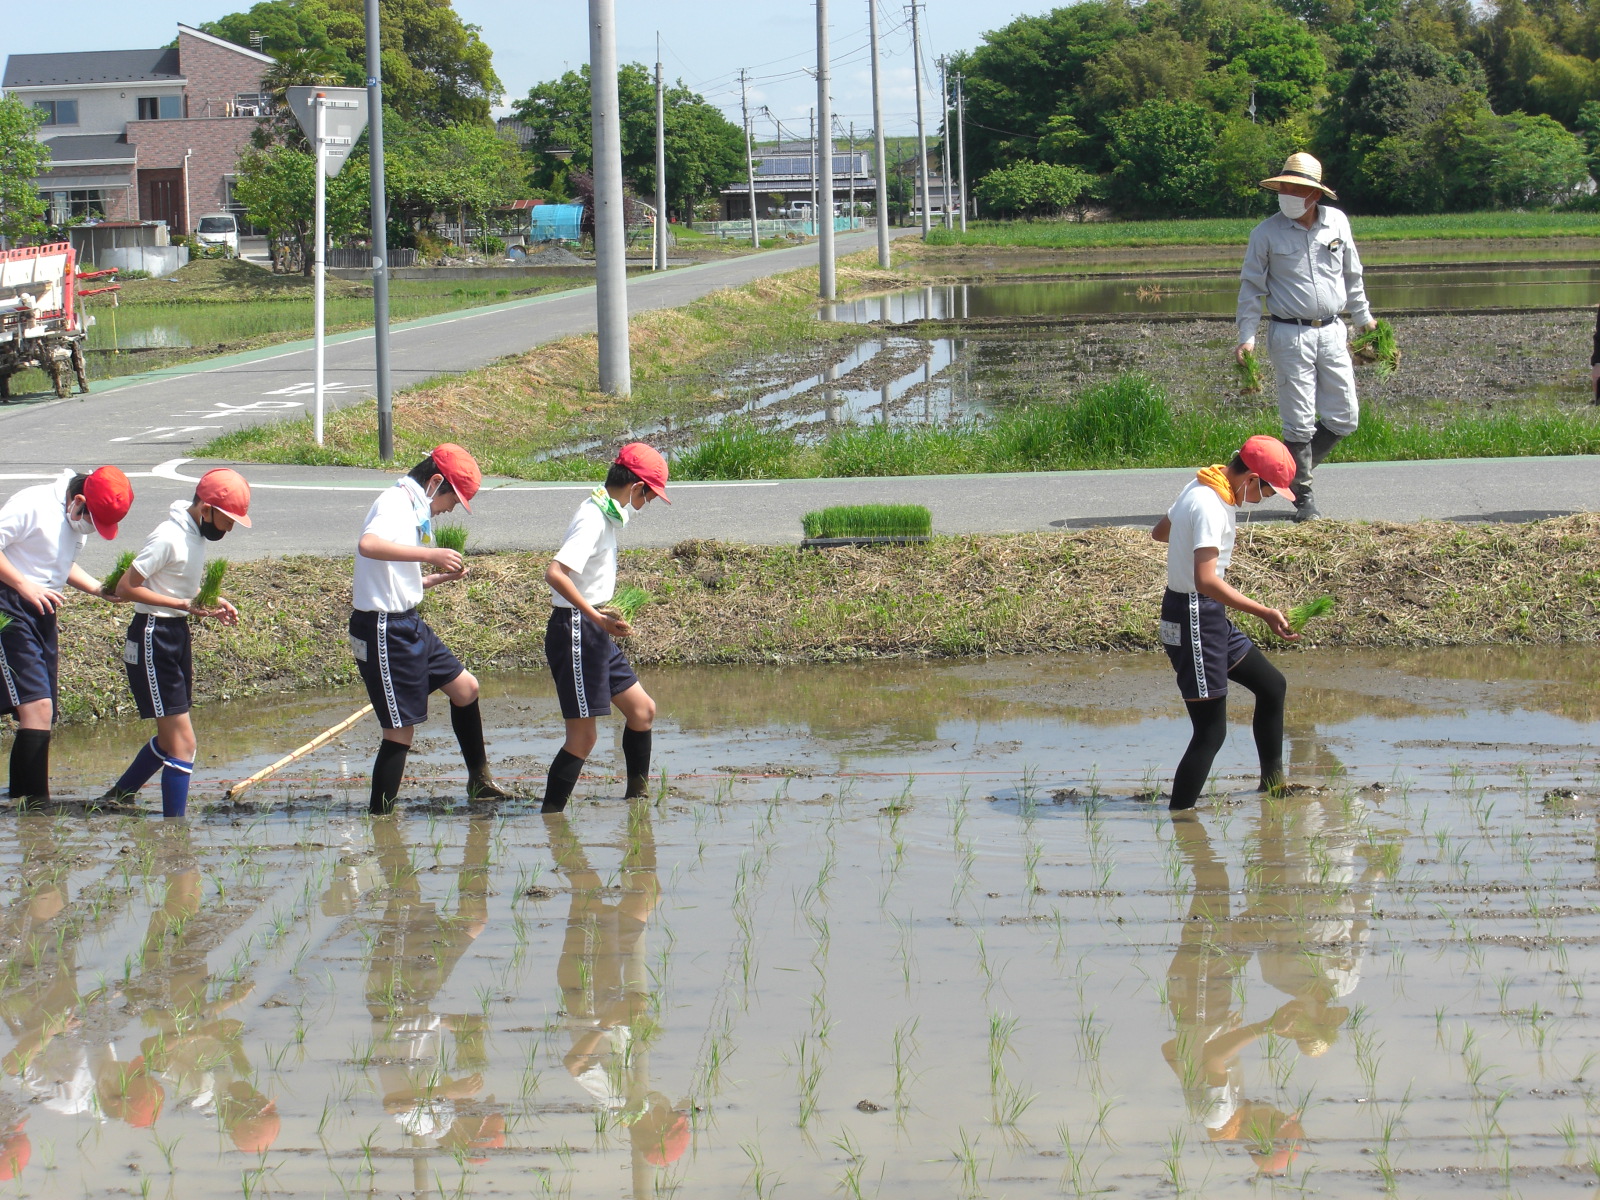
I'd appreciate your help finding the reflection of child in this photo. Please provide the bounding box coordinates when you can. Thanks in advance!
[541,445,670,814]
[1151,438,1299,810]
[102,469,253,817]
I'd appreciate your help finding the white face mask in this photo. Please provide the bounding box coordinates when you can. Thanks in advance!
[67,500,94,536]
[1278,193,1310,220]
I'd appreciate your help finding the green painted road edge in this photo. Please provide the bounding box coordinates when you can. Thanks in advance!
[73,236,870,398]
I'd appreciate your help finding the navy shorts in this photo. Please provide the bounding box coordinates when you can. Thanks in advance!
[124,613,193,719]
[349,609,465,730]
[1159,588,1254,702]
[545,607,639,720]
[0,586,57,717]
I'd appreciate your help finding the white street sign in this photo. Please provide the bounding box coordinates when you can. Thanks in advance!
[285,86,368,176]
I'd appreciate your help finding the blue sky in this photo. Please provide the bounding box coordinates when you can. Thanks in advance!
[4,1,1050,139]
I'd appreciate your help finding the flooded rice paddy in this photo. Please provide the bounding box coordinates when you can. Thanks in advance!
[10,646,1600,1196]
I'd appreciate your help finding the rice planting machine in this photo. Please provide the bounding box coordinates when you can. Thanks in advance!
[0,242,119,400]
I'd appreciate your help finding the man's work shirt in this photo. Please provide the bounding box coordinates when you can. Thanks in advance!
[1235,206,1372,345]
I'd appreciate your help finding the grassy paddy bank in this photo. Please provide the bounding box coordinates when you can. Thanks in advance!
[50,515,1600,723]
[927,211,1600,250]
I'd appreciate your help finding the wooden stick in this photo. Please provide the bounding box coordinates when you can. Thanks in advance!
[224,704,374,800]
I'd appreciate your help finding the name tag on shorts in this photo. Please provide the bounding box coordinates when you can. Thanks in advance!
[122,640,139,665]
[348,633,368,663]
[1159,620,1183,647]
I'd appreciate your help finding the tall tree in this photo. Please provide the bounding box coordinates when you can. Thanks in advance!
[0,97,50,247]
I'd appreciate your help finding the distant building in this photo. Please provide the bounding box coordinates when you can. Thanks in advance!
[2,25,272,235]
[720,140,877,220]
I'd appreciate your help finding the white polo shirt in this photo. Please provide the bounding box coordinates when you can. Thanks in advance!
[550,497,618,608]
[1166,479,1237,593]
[130,500,203,617]
[354,478,429,613]
[0,477,87,591]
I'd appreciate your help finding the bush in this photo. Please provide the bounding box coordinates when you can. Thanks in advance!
[474,234,506,256]
[674,420,794,479]
[974,161,1095,219]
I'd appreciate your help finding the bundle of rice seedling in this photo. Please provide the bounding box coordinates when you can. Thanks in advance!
[1286,595,1334,634]
[433,524,468,553]
[1349,319,1400,379]
[195,559,228,609]
[801,504,932,540]
[598,585,653,631]
[100,550,136,595]
[1236,347,1263,395]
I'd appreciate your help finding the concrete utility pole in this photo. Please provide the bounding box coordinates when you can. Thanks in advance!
[810,108,818,229]
[867,0,890,265]
[955,70,969,231]
[654,43,667,272]
[938,55,953,229]
[909,1,930,238]
[816,0,835,301]
[740,68,760,247]
[364,0,393,461]
[847,120,856,228]
[589,0,630,395]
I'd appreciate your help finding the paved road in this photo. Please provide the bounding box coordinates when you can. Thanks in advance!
[0,228,900,475]
[63,453,1600,575]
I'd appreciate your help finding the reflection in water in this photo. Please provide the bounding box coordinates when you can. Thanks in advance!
[1167,799,1395,1176]
[547,804,689,1194]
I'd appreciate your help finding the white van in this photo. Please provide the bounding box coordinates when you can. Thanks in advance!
[194,213,239,254]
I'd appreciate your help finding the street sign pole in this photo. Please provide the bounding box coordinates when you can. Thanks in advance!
[313,93,327,444]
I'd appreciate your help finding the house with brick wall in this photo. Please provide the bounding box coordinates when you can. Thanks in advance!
[2,25,272,235]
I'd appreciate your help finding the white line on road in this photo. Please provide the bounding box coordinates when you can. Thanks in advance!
[149,458,781,492]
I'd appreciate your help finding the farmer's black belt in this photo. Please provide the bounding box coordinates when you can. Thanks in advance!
[1269,314,1337,328]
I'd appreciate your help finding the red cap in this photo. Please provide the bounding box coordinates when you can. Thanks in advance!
[196,468,252,528]
[614,443,671,503]
[640,1110,691,1165]
[0,1130,28,1182]
[1238,435,1297,502]
[229,1105,281,1154]
[431,444,481,513]
[82,466,133,540]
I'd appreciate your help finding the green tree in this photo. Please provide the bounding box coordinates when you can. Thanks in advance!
[511,64,745,224]
[1453,109,1589,206]
[204,0,501,126]
[384,115,526,243]
[234,144,369,272]
[973,161,1095,217]
[1105,99,1220,214]
[0,96,50,247]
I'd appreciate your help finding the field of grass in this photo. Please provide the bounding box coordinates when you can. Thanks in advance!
[925,211,1600,250]
[48,515,1600,720]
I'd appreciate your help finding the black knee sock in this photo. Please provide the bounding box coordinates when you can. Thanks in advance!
[369,740,409,815]
[542,748,585,814]
[1171,698,1227,811]
[450,699,489,776]
[1228,648,1287,789]
[622,727,652,798]
[9,729,50,804]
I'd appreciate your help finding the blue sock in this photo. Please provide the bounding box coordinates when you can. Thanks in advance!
[113,738,165,797]
[160,755,193,818]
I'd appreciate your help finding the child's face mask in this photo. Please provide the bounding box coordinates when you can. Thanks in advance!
[66,498,94,536]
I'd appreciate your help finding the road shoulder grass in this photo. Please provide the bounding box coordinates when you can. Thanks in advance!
[52,516,1600,722]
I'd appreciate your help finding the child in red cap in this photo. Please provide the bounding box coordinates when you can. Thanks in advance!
[540,444,670,813]
[0,466,132,805]
[350,445,507,813]
[100,468,252,817]
[1151,436,1299,811]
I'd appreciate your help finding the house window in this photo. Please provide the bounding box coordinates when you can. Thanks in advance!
[47,190,106,224]
[137,95,182,120]
[33,100,78,126]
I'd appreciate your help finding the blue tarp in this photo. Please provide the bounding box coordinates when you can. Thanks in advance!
[528,204,584,242]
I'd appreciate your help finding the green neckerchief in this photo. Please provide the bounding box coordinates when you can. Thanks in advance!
[590,486,628,526]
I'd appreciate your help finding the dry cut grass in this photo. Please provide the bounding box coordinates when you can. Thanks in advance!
[48,517,1600,723]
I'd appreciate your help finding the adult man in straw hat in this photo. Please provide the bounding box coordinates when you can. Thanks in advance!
[1235,152,1377,521]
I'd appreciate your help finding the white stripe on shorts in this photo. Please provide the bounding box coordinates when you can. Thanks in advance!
[143,614,163,718]
[1188,592,1210,699]
[569,609,589,719]
[376,612,402,728]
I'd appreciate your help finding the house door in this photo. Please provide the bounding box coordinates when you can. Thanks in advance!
[139,169,185,235]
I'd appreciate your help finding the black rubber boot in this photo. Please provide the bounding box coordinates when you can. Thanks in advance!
[369,740,409,815]
[622,727,652,799]
[541,749,585,814]
[1309,422,1342,468]
[1284,440,1320,522]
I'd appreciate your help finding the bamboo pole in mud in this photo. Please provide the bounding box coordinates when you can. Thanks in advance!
[224,705,374,799]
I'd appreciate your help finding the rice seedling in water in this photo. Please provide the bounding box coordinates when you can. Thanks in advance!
[801,503,931,539]
[1236,346,1263,395]
[432,523,468,553]
[1286,595,1334,633]
[195,558,228,608]
[1350,318,1400,379]
[100,550,136,595]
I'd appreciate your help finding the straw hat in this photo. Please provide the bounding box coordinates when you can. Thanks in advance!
[1259,152,1337,201]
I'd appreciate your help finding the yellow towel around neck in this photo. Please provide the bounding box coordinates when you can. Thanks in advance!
[1196,464,1240,507]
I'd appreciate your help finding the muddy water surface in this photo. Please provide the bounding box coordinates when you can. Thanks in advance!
[10,647,1600,1197]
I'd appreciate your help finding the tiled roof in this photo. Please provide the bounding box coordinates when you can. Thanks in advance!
[3,48,182,88]
[42,133,136,164]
